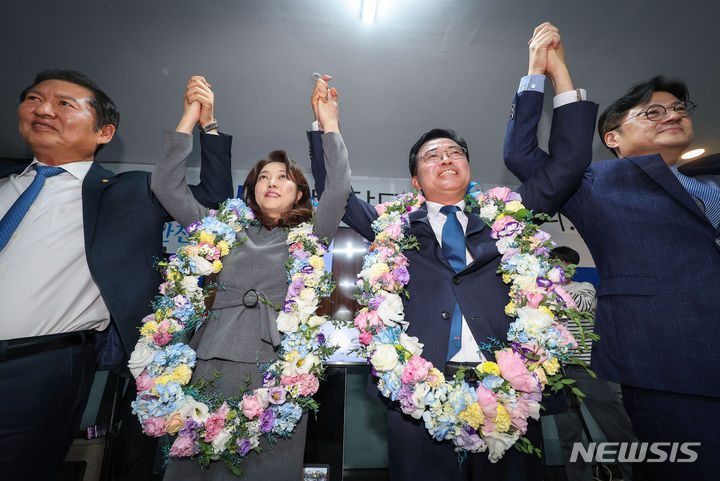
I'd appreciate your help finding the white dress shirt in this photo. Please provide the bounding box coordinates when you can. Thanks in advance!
[0,159,110,339]
[425,200,484,363]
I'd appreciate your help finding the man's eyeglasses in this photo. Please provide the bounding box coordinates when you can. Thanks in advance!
[420,146,467,164]
[609,100,697,131]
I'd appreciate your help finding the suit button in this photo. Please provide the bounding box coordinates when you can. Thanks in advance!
[716,238,720,247]
[453,277,461,285]
[441,311,450,320]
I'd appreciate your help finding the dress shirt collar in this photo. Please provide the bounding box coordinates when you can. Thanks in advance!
[426,199,466,219]
[21,158,94,182]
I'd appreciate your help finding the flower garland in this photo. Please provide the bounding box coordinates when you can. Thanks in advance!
[128,198,335,474]
[354,187,590,462]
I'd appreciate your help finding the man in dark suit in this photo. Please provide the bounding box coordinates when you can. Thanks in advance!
[0,70,233,479]
[309,67,596,478]
[504,23,720,481]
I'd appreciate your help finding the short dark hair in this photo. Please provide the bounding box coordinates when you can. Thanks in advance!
[20,69,120,135]
[550,246,580,265]
[598,75,689,157]
[242,150,313,229]
[408,128,469,176]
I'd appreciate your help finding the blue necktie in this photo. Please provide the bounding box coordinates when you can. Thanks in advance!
[0,164,64,251]
[675,171,720,229]
[440,205,466,360]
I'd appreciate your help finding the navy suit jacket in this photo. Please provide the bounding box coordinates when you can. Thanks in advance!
[0,132,234,362]
[504,90,720,398]
[309,97,597,373]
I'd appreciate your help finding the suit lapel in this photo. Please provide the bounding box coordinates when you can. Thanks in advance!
[631,154,708,223]
[82,162,117,248]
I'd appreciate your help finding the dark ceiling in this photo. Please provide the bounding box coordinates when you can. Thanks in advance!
[1,0,715,184]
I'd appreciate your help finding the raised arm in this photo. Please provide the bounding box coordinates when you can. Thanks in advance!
[309,76,378,240]
[152,76,233,227]
[503,23,598,215]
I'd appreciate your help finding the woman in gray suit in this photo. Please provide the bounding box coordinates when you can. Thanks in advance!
[152,77,350,480]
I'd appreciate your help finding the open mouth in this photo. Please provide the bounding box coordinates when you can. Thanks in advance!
[265,191,280,198]
[439,169,457,177]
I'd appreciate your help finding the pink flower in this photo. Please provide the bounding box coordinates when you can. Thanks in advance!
[142,417,166,437]
[507,397,530,434]
[281,373,320,396]
[496,349,536,393]
[553,286,578,309]
[501,247,521,262]
[556,322,578,349]
[153,332,173,346]
[169,435,196,457]
[475,386,498,418]
[354,308,381,330]
[241,393,264,419]
[136,371,155,393]
[385,223,402,240]
[375,204,388,215]
[491,216,518,234]
[358,330,373,346]
[400,356,432,384]
[204,402,230,441]
[524,292,544,309]
[487,186,511,202]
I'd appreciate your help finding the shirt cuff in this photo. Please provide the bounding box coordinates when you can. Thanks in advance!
[311,120,321,132]
[553,88,587,108]
[518,74,546,94]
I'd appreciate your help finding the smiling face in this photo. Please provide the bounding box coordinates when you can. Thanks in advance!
[17,79,115,165]
[604,91,694,165]
[253,161,302,221]
[411,137,471,205]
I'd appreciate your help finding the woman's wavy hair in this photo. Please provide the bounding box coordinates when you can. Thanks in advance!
[242,150,313,229]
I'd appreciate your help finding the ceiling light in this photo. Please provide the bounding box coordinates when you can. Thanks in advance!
[361,0,378,24]
[681,148,706,160]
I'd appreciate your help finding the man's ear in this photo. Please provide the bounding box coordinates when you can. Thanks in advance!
[412,175,421,192]
[97,124,116,146]
[604,130,619,150]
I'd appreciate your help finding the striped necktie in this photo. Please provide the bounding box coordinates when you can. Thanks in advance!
[674,171,720,229]
[0,164,65,251]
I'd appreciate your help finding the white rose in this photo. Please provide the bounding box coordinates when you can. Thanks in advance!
[295,288,319,316]
[254,388,269,408]
[377,293,406,328]
[479,204,499,220]
[276,311,300,333]
[410,382,430,419]
[370,344,399,373]
[127,337,156,378]
[483,431,520,462]
[526,399,541,420]
[495,237,515,255]
[180,275,200,294]
[179,395,210,424]
[515,306,553,329]
[308,315,326,328]
[304,353,321,372]
[191,256,213,276]
[513,274,537,292]
[400,332,424,357]
[211,428,233,454]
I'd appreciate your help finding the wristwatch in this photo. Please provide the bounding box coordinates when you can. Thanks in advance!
[199,120,218,133]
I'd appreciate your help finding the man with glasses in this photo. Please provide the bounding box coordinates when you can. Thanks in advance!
[309,74,596,479]
[505,22,720,480]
